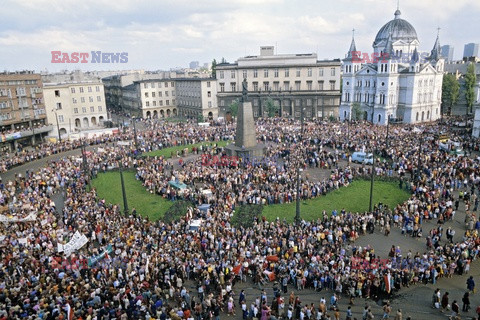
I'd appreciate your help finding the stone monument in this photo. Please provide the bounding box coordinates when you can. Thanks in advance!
[225,78,265,158]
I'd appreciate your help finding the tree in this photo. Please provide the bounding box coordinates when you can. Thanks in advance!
[442,73,460,116]
[197,114,204,123]
[464,63,477,115]
[351,102,362,120]
[228,100,239,120]
[265,97,279,117]
[211,59,217,79]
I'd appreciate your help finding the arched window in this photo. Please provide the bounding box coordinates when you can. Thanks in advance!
[378,114,382,123]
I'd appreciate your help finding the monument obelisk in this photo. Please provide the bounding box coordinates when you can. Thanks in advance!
[225,78,265,158]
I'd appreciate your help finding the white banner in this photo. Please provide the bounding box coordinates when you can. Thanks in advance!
[0,212,36,223]
[60,231,89,256]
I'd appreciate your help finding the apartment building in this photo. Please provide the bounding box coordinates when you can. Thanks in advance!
[0,71,49,150]
[176,78,218,120]
[215,46,341,119]
[44,81,108,137]
[135,79,177,119]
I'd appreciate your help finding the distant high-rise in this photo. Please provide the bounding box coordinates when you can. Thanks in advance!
[463,43,479,58]
[441,45,454,62]
[189,61,199,69]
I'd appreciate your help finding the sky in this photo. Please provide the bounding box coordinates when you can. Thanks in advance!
[0,0,479,73]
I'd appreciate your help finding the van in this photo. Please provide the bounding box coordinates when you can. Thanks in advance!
[351,152,373,164]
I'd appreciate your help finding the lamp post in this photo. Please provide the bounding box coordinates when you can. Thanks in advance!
[117,155,129,216]
[132,116,139,156]
[81,140,89,182]
[31,122,36,146]
[417,134,423,182]
[52,109,62,142]
[369,134,376,213]
[385,116,390,150]
[295,104,306,223]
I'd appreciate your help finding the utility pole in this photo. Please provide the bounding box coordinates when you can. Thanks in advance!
[369,136,376,212]
[295,104,305,223]
[81,140,89,183]
[118,156,129,216]
[53,110,62,143]
[385,116,390,150]
[417,135,423,182]
[132,116,139,156]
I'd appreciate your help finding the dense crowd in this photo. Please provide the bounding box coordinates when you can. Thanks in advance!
[0,117,479,319]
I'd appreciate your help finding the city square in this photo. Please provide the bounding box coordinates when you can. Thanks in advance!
[1,1,480,320]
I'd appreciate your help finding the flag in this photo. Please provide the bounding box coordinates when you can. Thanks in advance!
[384,273,391,293]
[64,303,73,320]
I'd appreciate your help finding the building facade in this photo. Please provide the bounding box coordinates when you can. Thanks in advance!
[0,72,50,150]
[464,43,480,59]
[441,45,454,62]
[44,81,108,137]
[215,46,341,119]
[339,9,444,125]
[473,82,480,137]
[135,79,177,119]
[176,78,218,120]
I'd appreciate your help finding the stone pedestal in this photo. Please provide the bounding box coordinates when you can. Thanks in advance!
[225,101,265,158]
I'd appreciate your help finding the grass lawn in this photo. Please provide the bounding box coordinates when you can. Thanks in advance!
[262,180,410,223]
[91,171,172,221]
[144,140,231,158]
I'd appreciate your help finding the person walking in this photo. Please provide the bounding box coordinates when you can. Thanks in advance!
[441,292,449,313]
[467,276,475,293]
[394,309,402,320]
[383,303,392,319]
[462,292,471,312]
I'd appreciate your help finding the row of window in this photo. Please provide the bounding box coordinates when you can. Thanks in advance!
[144,91,175,98]
[0,80,38,86]
[69,86,101,94]
[178,100,213,108]
[418,79,435,87]
[144,100,175,107]
[178,91,212,99]
[218,80,336,92]
[218,67,336,79]
[219,97,336,107]
[71,96,102,104]
[143,82,175,89]
[0,108,46,121]
[72,106,103,114]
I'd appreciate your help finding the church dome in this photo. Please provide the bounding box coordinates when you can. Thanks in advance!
[373,10,418,47]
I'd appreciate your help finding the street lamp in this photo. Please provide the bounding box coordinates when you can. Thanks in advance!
[81,140,89,182]
[416,132,423,182]
[295,104,306,223]
[117,155,129,216]
[385,116,390,150]
[132,116,139,156]
[52,109,62,142]
[369,133,377,213]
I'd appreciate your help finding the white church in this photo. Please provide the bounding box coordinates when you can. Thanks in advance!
[339,8,444,125]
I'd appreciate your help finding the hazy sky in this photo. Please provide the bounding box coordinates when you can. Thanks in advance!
[1,0,479,72]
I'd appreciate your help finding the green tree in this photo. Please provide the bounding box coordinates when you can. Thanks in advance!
[351,102,362,120]
[464,63,477,115]
[211,59,217,79]
[228,100,239,121]
[442,73,460,115]
[197,114,204,123]
[265,97,279,117]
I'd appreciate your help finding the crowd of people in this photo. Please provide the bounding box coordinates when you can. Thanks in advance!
[0,117,479,319]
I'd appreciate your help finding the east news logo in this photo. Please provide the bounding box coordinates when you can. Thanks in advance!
[51,51,128,63]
